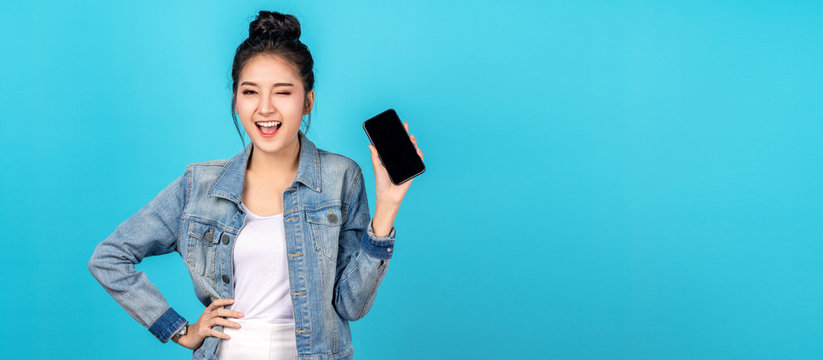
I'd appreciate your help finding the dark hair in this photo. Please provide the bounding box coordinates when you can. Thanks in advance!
[230,10,315,147]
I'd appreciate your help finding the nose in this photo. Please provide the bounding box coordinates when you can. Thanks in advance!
[259,92,275,115]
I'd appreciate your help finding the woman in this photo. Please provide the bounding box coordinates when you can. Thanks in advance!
[88,10,422,360]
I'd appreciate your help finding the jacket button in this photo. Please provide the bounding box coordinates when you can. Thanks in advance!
[327,213,337,223]
[221,234,230,244]
[204,231,214,243]
[222,274,230,284]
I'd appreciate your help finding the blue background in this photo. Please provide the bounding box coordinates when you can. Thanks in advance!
[1,0,821,359]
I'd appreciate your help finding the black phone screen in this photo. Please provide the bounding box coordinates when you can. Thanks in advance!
[362,109,425,185]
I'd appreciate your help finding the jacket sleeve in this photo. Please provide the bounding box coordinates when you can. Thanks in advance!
[87,170,189,343]
[333,165,396,321]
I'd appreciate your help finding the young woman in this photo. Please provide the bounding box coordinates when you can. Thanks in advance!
[88,10,422,360]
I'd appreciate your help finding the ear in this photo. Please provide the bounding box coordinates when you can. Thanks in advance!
[304,90,315,114]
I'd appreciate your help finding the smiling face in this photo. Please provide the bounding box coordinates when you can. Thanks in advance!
[234,53,314,157]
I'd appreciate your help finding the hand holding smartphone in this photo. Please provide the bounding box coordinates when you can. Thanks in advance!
[363,109,425,185]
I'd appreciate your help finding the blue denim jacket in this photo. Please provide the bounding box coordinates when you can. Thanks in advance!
[88,131,395,360]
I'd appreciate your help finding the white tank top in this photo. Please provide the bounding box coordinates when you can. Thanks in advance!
[230,202,295,324]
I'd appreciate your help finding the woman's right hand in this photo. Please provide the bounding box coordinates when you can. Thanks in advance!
[175,298,245,350]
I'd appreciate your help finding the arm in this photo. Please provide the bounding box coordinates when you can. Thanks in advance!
[333,166,396,321]
[333,122,422,320]
[87,170,189,343]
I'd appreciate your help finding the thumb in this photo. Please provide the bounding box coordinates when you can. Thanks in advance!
[369,144,378,165]
[369,144,386,176]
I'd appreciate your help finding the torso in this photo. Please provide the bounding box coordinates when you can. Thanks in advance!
[241,168,296,216]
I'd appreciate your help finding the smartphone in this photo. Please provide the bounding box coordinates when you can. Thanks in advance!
[363,109,425,185]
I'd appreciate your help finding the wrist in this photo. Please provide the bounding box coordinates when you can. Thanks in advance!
[375,198,401,214]
[171,323,189,344]
[376,195,402,208]
[372,204,399,238]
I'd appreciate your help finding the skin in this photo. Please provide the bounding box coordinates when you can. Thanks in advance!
[175,53,423,350]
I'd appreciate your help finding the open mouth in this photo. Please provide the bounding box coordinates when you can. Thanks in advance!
[255,120,282,137]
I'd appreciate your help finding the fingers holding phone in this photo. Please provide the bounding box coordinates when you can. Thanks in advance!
[363,109,425,186]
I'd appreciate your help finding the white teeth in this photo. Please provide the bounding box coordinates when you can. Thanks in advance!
[256,121,281,127]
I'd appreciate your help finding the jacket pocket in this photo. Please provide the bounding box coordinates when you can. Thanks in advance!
[306,204,342,262]
[186,220,220,276]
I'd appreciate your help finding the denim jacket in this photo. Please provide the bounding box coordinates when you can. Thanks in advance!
[88,131,395,360]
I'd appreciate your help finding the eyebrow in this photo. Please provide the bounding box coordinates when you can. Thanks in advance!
[239,81,294,87]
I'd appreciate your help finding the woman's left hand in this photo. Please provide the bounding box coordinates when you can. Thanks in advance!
[368,122,423,206]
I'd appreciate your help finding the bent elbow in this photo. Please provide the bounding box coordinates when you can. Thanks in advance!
[87,245,111,282]
[87,250,101,280]
[336,308,365,322]
[333,297,367,321]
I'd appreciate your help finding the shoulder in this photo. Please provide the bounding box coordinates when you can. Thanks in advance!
[186,158,229,168]
[315,148,366,205]
[182,158,230,184]
[316,148,363,178]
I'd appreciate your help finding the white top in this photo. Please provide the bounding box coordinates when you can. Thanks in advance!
[230,202,295,324]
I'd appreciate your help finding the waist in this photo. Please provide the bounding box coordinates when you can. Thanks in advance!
[216,318,297,359]
[224,318,296,332]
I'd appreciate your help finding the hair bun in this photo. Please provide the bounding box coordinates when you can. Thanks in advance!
[249,10,301,41]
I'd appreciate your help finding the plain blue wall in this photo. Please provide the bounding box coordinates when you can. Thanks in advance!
[1,0,821,358]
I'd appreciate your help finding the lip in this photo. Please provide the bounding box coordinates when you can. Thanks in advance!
[255,123,280,138]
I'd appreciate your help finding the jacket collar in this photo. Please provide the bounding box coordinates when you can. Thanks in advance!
[208,130,321,205]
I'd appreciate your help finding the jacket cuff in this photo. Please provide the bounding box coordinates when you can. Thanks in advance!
[148,306,187,343]
[360,218,395,259]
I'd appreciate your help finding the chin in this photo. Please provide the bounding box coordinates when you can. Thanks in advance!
[251,130,299,154]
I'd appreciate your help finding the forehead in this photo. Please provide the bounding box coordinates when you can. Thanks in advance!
[238,53,301,84]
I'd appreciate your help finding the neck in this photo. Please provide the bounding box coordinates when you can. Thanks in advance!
[247,136,301,179]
